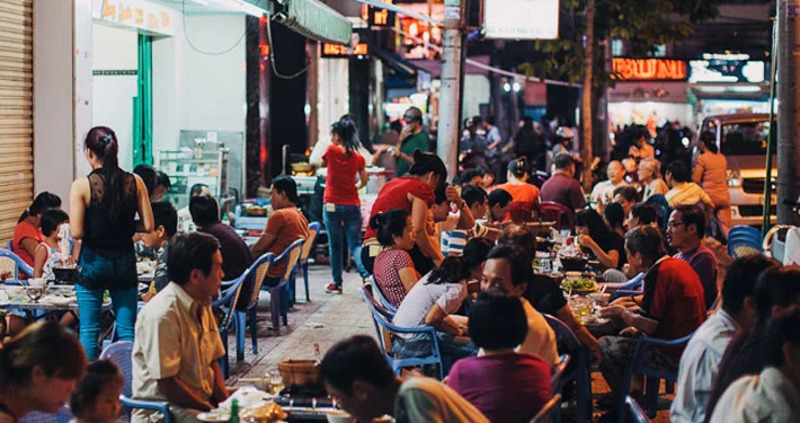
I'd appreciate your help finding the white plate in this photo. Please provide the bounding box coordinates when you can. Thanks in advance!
[196,412,229,422]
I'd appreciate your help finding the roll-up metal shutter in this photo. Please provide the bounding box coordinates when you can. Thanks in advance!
[0,0,33,241]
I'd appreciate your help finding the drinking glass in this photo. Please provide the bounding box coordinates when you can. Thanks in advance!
[26,286,44,302]
[268,368,284,395]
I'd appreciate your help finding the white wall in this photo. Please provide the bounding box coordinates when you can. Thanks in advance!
[462,74,490,121]
[152,14,246,156]
[316,51,349,145]
[92,23,138,171]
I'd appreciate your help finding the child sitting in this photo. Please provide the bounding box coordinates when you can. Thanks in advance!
[70,360,124,423]
[140,201,178,302]
[33,209,72,280]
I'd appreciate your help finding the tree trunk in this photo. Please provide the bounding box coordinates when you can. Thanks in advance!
[581,0,595,192]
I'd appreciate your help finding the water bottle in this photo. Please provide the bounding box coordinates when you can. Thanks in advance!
[541,257,551,274]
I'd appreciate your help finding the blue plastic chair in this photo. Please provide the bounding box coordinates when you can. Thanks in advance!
[292,222,320,304]
[226,252,276,362]
[259,239,305,332]
[727,233,763,259]
[728,225,762,242]
[366,275,397,316]
[625,396,650,423]
[646,195,671,231]
[100,341,174,423]
[618,331,696,420]
[605,273,646,300]
[541,314,591,423]
[19,406,73,423]
[551,354,571,391]
[212,265,249,379]
[0,248,34,280]
[360,285,444,380]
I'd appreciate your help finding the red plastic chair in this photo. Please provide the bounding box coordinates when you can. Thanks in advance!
[538,201,574,230]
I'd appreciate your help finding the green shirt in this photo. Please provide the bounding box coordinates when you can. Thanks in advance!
[397,131,429,176]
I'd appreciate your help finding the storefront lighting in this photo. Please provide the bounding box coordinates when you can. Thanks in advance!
[503,82,511,92]
[209,0,268,17]
[512,82,521,92]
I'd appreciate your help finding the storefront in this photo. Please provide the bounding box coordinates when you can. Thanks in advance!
[688,55,770,120]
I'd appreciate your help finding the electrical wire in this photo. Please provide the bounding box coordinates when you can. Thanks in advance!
[265,16,312,80]
[181,0,247,56]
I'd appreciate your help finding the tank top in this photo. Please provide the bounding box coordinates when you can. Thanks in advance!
[83,168,138,251]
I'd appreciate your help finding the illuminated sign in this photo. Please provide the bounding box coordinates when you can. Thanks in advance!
[322,42,369,58]
[483,0,559,40]
[612,58,688,81]
[94,0,177,36]
[361,1,395,27]
[689,60,765,84]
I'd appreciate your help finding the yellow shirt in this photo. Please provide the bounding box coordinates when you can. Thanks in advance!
[132,282,226,423]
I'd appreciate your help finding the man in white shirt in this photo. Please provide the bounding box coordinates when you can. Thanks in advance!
[670,255,775,423]
[480,244,558,365]
[708,307,800,423]
[132,232,229,423]
[590,161,629,212]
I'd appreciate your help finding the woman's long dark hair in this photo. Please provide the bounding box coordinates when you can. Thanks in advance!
[17,192,61,223]
[84,126,123,220]
[576,208,612,240]
[699,131,718,154]
[369,209,409,247]
[427,238,493,285]
[331,116,361,154]
[0,322,86,390]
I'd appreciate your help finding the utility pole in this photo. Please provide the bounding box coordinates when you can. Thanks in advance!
[581,0,595,192]
[777,0,800,225]
[437,0,463,182]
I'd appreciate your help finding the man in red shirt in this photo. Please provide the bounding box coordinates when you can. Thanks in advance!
[540,153,586,213]
[597,226,706,415]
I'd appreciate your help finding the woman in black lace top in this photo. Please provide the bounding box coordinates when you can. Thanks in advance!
[69,126,153,359]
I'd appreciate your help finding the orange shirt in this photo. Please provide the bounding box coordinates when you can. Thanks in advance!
[263,207,309,278]
[495,183,540,205]
[13,220,44,269]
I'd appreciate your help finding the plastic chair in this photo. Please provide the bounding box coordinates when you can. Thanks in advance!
[0,248,34,280]
[211,264,248,379]
[366,275,397,316]
[293,222,321,304]
[224,252,276,363]
[259,238,305,332]
[763,224,792,262]
[538,201,574,230]
[551,354,571,390]
[625,396,650,423]
[19,407,73,423]
[727,234,763,259]
[604,272,645,300]
[541,314,591,423]
[729,225,762,242]
[100,341,174,423]
[618,331,696,420]
[360,286,444,380]
[529,394,562,423]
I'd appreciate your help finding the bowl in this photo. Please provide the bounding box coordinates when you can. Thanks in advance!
[277,359,320,387]
[28,278,47,287]
[560,257,587,272]
[4,286,25,300]
[53,267,76,284]
[326,410,354,423]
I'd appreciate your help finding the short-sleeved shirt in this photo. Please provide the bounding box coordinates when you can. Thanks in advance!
[374,249,418,307]
[394,376,488,423]
[640,257,706,362]
[441,224,490,257]
[323,145,365,206]
[447,353,552,423]
[13,220,44,268]
[674,246,719,309]
[365,177,435,240]
[527,274,568,316]
[494,183,540,205]
[666,183,715,209]
[520,297,559,365]
[540,173,587,211]
[397,131,429,177]
[393,272,466,331]
[590,180,629,205]
[262,207,309,278]
[596,231,626,270]
[132,282,226,423]
[201,221,253,281]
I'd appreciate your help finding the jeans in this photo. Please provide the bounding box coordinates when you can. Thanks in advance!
[323,204,368,286]
[393,332,478,375]
[76,284,138,359]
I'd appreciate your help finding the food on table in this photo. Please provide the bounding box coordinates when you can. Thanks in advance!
[240,402,287,423]
[560,276,597,292]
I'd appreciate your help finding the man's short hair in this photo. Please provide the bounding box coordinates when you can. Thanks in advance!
[156,171,171,190]
[190,183,209,197]
[461,184,488,208]
[613,186,638,203]
[674,205,706,238]
[553,152,574,170]
[133,165,158,195]
[630,203,657,225]
[459,169,484,185]
[722,255,779,316]
[167,232,220,285]
[667,160,692,183]
[755,266,800,322]
[764,306,800,368]
[469,293,528,350]
[189,195,220,227]
[488,188,512,208]
[151,201,178,238]
[319,335,396,395]
[272,175,299,204]
[624,226,666,262]
[486,244,534,288]
[433,185,448,205]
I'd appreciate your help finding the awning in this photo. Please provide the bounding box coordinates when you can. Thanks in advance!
[372,47,427,78]
[273,0,352,45]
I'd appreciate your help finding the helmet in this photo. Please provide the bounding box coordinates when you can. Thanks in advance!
[555,126,574,139]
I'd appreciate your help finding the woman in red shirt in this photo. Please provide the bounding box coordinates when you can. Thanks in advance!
[361,150,447,276]
[321,117,369,294]
[13,192,62,270]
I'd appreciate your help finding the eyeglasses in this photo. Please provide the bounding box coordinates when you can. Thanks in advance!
[666,221,685,229]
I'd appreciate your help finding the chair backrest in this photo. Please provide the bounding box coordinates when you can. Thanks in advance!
[19,407,72,423]
[280,238,306,283]
[100,341,134,398]
[246,252,276,310]
[529,393,562,423]
[727,236,763,260]
[625,395,649,423]
[646,194,671,230]
[360,285,398,354]
[541,313,581,353]
[300,222,321,261]
[551,354,571,390]
[538,201,573,230]
[0,248,34,280]
[213,270,249,331]
[729,225,762,242]
[366,276,397,315]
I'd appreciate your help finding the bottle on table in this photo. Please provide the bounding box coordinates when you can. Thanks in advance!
[228,399,239,423]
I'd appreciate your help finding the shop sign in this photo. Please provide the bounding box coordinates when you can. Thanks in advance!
[483,0,559,40]
[689,60,766,84]
[612,58,688,81]
[94,0,177,36]
[322,42,369,58]
[361,2,395,27]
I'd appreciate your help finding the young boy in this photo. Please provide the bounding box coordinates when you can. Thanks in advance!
[140,201,178,301]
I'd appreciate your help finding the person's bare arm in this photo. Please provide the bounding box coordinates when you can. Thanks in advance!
[600,305,659,335]
[33,245,47,278]
[358,167,368,190]
[398,266,419,293]
[555,305,601,363]
[134,175,155,233]
[250,232,276,258]
[69,178,89,240]
[19,238,38,263]
[578,235,619,269]
[409,195,444,265]
[425,304,463,335]
[157,377,213,412]
[210,361,229,406]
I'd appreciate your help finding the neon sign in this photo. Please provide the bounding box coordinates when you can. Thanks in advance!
[612,58,688,81]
